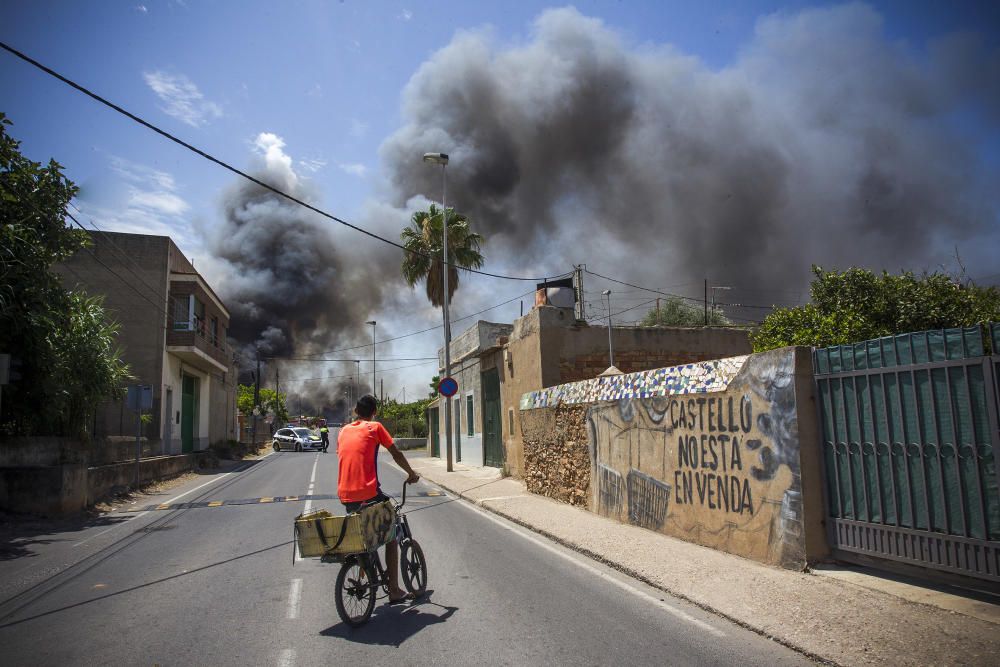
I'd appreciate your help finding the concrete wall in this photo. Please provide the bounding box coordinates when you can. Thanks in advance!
[0,436,197,515]
[501,306,753,477]
[86,454,195,505]
[519,347,828,569]
[57,232,171,441]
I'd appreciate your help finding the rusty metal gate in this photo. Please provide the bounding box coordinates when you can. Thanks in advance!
[814,324,1000,584]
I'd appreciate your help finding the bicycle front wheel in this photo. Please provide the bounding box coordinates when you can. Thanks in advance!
[335,556,375,627]
[400,540,427,596]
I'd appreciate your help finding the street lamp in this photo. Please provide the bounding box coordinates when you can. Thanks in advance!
[366,321,376,401]
[422,151,454,472]
[603,290,614,369]
[354,359,360,407]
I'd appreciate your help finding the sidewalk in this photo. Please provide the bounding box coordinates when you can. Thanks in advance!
[406,455,999,667]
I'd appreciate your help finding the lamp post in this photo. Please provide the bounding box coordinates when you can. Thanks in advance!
[366,321,376,400]
[423,151,453,472]
[603,289,614,369]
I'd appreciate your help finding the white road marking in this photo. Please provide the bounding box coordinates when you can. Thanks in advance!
[287,578,303,619]
[72,459,262,548]
[277,648,296,667]
[457,497,726,637]
[303,454,320,514]
[294,455,322,563]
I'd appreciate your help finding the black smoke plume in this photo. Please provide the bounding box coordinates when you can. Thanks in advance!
[381,5,1000,310]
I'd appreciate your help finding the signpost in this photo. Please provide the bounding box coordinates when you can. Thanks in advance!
[127,385,153,488]
[438,377,458,398]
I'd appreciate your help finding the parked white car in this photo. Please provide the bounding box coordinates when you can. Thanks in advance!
[272,427,324,452]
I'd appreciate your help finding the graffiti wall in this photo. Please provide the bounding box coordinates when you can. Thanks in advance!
[521,348,812,569]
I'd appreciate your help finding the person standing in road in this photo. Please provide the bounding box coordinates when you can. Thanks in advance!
[320,423,330,452]
[337,394,420,603]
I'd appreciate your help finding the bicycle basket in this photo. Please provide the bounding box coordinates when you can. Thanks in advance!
[294,501,397,558]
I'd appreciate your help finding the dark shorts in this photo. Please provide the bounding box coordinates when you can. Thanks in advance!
[343,490,390,514]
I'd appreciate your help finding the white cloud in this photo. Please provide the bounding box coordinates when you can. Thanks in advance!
[298,158,328,173]
[135,5,148,13]
[129,190,190,216]
[338,162,368,177]
[142,70,222,127]
[399,9,413,21]
[307,83,323,98]
[93,156,192,240]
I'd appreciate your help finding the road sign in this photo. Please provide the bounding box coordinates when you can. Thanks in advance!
[438,376,458,397]
[126,385,153,412]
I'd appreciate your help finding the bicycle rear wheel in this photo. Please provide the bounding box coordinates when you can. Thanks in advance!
[400,539,427,596]
[335,556,375,627]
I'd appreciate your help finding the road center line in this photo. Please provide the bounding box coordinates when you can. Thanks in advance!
[277,648,296,667]
[457,497,726,637]
[287,578,303,619]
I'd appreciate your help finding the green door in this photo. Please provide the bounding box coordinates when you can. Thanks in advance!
[181,375,195,453]
[481,368,504,468]
[429,407,440,457]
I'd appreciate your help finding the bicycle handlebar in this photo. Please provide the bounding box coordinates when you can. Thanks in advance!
[399,480,409,509]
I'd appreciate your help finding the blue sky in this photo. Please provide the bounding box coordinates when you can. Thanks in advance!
[3,1,998,403]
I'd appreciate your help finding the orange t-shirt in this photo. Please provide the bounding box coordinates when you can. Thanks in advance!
[337,420,394,503]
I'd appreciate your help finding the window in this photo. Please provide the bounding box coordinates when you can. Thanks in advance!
[210,316,219,347]
[193,298,206,335]
[508,408,515,436]
[171,295,191,330]
[454,398,461,439]
[466,395,474,436]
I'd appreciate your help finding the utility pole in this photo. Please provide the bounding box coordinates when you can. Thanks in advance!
[656,297,661,325]
[252,351,260,446]
[704,279,708,327]
[575,264,586,321]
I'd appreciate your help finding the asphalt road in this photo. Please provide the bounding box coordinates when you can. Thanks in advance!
[0,450,812,666]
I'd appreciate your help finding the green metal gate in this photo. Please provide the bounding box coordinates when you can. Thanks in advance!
[814,325,1000,584]
[481,368,504,468]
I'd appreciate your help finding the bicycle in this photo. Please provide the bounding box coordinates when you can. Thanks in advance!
[327,482,427,627]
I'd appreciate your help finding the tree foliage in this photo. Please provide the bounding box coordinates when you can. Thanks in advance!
[401,204,485,307]
[237,384,289,424]
[640,296,730,327]
[0,114,130,436]
[751,266,1000,352]
[377,397,432,438]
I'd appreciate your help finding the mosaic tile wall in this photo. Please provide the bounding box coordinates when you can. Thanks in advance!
[519,355,749,410]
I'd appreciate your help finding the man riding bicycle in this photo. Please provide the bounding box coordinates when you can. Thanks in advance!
[337,394,420,603]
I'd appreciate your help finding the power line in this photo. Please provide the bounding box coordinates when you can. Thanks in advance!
[0,40,574,284]
[277,360,439,384]
[584,268,777,311]
[298,287,538,358]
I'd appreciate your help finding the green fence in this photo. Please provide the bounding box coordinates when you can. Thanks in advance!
[814,324,1000,582]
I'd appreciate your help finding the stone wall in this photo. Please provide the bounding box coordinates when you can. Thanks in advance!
[522,406,590,507]
[519,347,828,569]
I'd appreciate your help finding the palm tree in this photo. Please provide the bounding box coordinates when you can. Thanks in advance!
[401,203,485,307]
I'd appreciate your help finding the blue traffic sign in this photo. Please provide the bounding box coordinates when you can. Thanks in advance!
[438,377,458,397]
